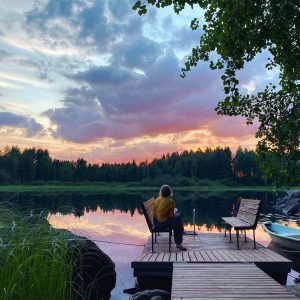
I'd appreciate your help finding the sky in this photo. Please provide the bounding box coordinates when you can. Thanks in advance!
[0,0,276,164]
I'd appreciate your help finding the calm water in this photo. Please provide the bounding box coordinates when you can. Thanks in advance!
[1,190,300,299]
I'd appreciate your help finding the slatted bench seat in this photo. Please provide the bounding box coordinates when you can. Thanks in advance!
[222,199,262,249]
[142,197,172,253]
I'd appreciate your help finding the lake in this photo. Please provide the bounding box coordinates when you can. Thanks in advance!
[1,190,300,299]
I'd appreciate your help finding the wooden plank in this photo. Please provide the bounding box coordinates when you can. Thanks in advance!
[224,249,241,262]
[205,250,219,262]
[188,251,198,262]
[156,252,165,262]
[200,251,211,261]
[171,263,297,299]
[137,251,148,261]
[169,252,176,262]
[176,252,183,262]
[163,252,170,262]
[182,251,190,262]
[220,250,233,262]
[135,232,291,264]
[148,252,159,262]
[142,252,153,261]
[263,248,291,262]
[258,248,278,261]
[194,251,205,262]
[211,250,227,262]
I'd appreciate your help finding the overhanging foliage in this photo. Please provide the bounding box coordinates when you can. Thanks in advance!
[133,0,300,186]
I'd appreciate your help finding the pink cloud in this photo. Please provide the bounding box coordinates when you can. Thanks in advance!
[208,116,259,138]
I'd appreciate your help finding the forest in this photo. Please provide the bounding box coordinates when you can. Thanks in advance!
[0,146,267,186]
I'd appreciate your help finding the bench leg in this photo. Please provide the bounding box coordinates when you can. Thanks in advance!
[169,231,171,252]
[229,227,232,243]
[151,232,154,253]
[253,229,256,249]
[224,223,227,237]
[244,230,247,243]
[155,231,157,243]
[236,230,240,250]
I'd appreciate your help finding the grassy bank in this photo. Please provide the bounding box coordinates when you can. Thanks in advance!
[0,205,74,299]
[0,183,296,193]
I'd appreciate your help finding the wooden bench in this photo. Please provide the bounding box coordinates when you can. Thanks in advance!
[141,197,172,253]
[222,199,262,249]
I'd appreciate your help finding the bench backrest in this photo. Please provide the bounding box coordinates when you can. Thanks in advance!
[141,197,155,232]
[236,199,262,228]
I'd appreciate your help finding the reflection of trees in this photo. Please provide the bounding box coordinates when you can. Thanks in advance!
[175,191,276,229]
[0,192,148,218]
[0,191,277,230]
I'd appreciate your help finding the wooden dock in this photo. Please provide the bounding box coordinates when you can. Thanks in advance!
[172,263,297,299]
[131,232,296,297]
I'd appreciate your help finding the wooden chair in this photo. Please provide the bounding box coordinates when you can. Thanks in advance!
[141,197,172,253]
[222,199,262,249]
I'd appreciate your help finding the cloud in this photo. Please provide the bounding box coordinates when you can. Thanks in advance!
[15,58,53,82]
[0,111,43,136]
[46,47,222,143]
[208,116,258,138]
[0,0,271,159]
[25,0,141,54]
[28,0,261,146]
[112,35,164,69]
[85,141,181,163]
[0,49,10,60]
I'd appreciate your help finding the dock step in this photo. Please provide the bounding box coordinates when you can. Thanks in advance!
[171,263,297,299]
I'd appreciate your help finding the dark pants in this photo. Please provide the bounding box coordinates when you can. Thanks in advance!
[154,213,184,245]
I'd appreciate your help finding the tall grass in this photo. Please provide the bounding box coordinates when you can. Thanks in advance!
[0,204,75,300]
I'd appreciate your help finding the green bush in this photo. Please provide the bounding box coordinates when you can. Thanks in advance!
[30,180,47,185]
[217,178,241,187]
[197,179,216,186]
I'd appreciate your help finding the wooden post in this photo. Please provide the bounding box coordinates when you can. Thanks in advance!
[193,209,196,235]
[236,229,240,250]
[151,232,154,252]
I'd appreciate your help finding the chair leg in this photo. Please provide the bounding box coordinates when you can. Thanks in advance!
[229,228,232,242]
[236,230,240,250]
[253,229,256,249]
[151,232,154,253]
[169,231,171,252]
[244,230,247,243]
[155,231,157,243]
[224,224,227,237]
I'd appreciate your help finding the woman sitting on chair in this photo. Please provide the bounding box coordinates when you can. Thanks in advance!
[154,184,187,251]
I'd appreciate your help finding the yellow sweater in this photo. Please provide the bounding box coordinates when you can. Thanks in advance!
[154,196,175,223]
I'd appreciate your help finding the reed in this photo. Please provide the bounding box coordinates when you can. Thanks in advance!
[0,204,75,300]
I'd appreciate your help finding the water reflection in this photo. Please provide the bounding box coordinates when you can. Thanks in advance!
[1,190,299,299]
[49,208,148,300]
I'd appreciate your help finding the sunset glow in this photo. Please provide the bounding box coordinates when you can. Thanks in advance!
[0,0,273,162]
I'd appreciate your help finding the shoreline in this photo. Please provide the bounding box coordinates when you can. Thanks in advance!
[0,184,298,193]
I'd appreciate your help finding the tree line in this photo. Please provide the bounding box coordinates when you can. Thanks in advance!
[0,146,265,185]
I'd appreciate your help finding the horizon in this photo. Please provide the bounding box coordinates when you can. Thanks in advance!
[0,1,273,164]
[0,144,254,165]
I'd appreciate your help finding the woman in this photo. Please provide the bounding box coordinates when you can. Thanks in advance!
[154,184,187,251]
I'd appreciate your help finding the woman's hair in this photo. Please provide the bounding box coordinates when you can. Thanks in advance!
[159,184,173,198]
